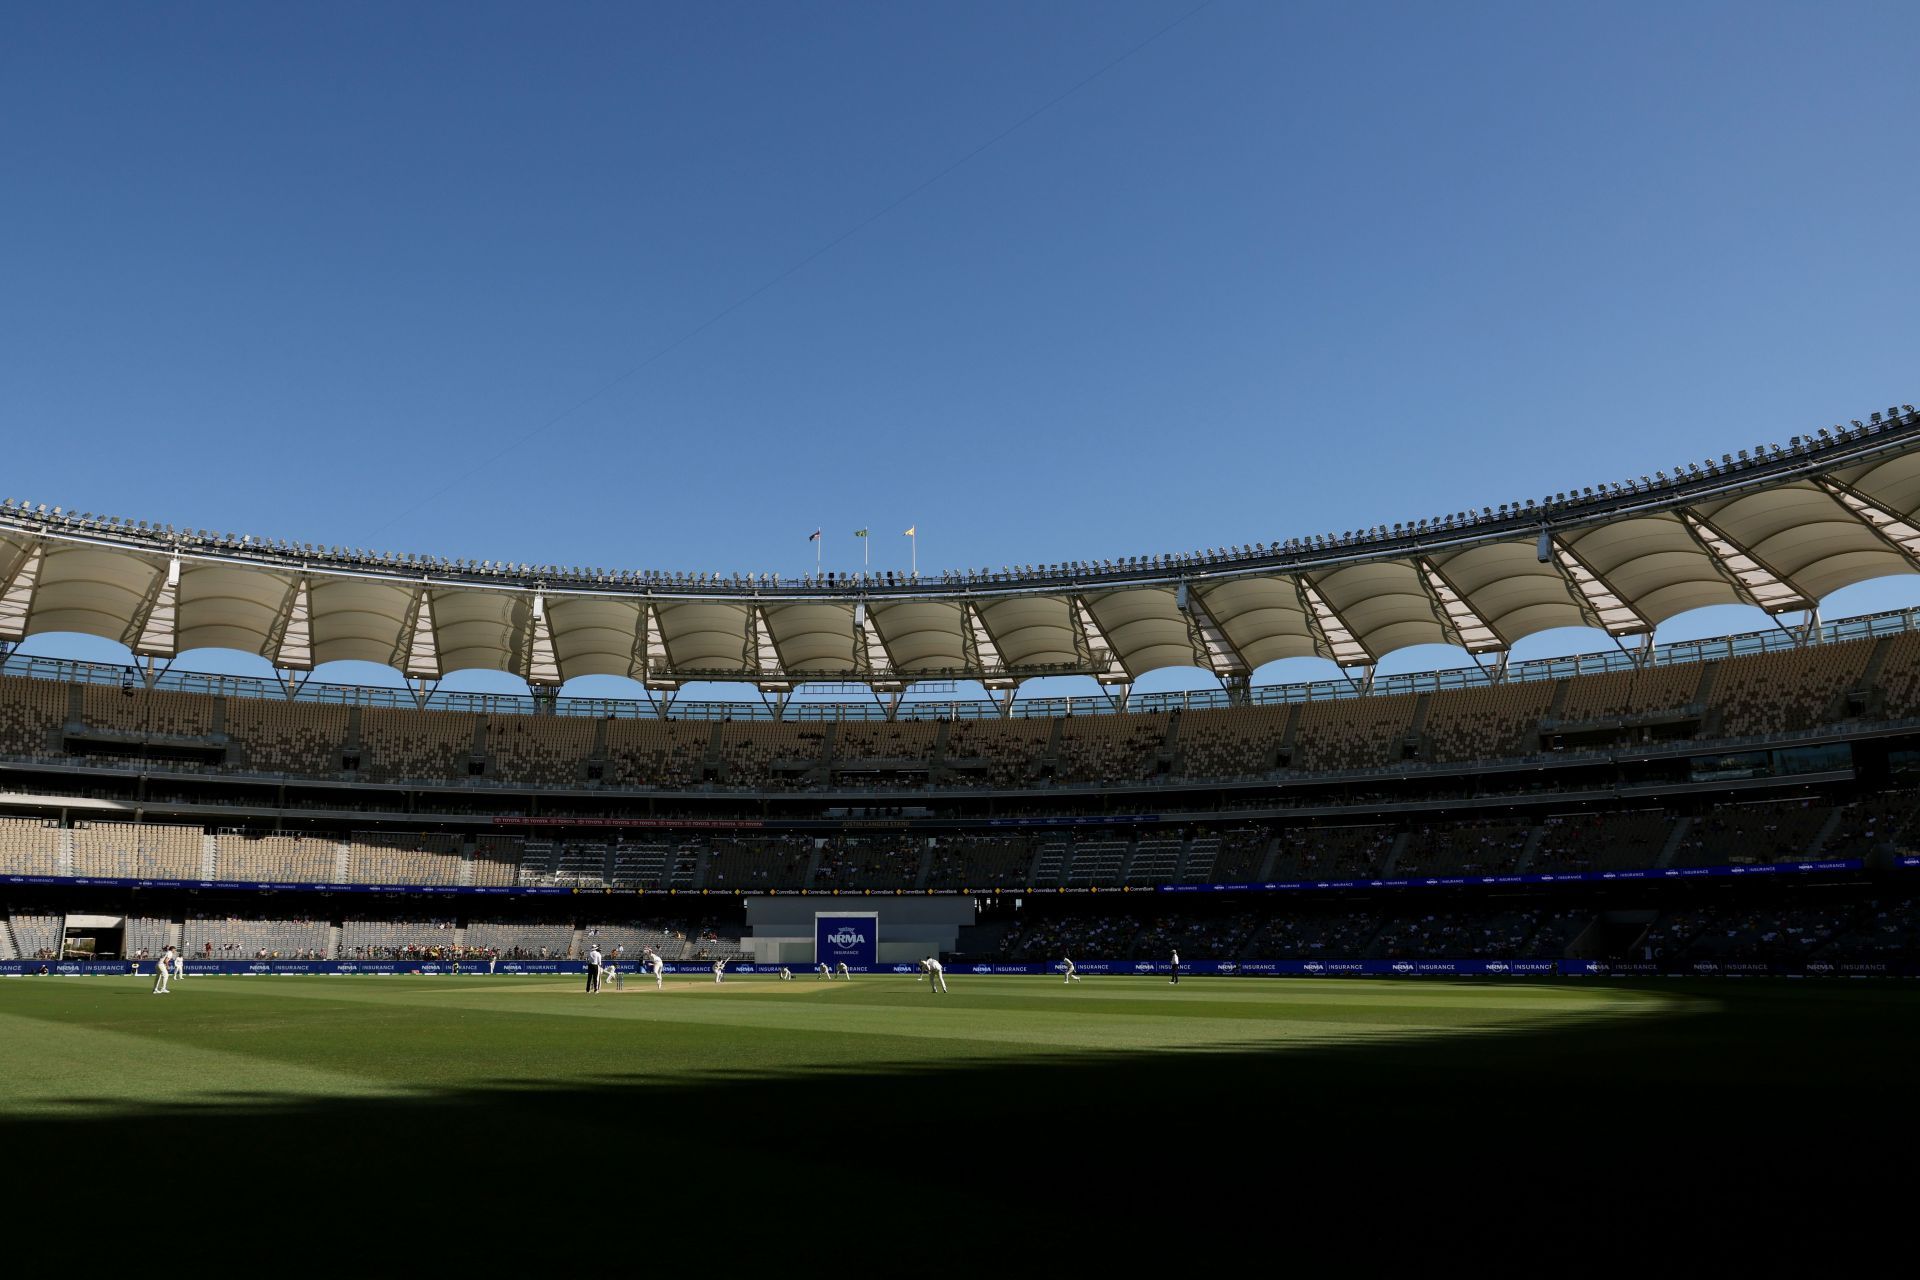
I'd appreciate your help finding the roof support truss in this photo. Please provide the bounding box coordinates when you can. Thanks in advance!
[524,593,560,687]
[263,577,313,670]
[631,601,675,688]
[0,543,42,641]
[1297,581,1370,666]
[961,602,1014,688]
[1549,537,1650,636]
[1813,478,1920,564]
[1676,510,1809,613]
[1070,596,1130,683]
[1418,558,1503,653]
[124,557,179,657]
[1175,583,1249,678]
[851,603,901,690]
[392,586,441,679]
[747,606,789,691]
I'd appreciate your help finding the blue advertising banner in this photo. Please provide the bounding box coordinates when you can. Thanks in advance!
[0,856,1893,900]
[814,913,878,967]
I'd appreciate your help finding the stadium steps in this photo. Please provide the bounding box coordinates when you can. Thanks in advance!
[1274,704,1303,769]
[567,926,585,960]
[333,841,351,882]
[456,840,476,887]
[1176,833,1220,883]
[325,924,341,959]
[1847,636,1894,718]
[1805,806,1847,859]
[802,845,824,888]
[0,918,18,961]
[165,920,182,952]
[199,833,217,879]
[912,841,935,890]
[56,827,73,877]
[587,716,611,781]
[1510,825,1550,874]
[1035,717,1066,780]
[687,842,714,889]
[1028,836,1068,886]
[1654,817,1692,868]
[928,719,952,781]
[1156,709,1182,775]
[1691,662,1720,735]
[702,723,726,781]
[667,845,699,889]
[1546,677,1572,722]
[1253,834,1282,881]
[1378,831,1411,877]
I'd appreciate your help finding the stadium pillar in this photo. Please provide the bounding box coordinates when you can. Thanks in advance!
[1222,674,1250,706]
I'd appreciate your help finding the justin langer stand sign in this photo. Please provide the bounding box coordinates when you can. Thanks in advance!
[815,912,879,968]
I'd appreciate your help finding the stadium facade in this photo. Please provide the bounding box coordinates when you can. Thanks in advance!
[3,406,1917,976]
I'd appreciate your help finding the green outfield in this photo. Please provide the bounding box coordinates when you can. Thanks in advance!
[3,974,1913,1239]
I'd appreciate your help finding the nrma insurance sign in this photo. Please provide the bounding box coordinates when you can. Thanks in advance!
[815,912,879,967]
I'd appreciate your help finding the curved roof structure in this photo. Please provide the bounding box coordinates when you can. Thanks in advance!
[3,404,1916,690]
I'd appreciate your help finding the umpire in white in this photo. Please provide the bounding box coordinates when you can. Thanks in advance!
[585,945,602,994]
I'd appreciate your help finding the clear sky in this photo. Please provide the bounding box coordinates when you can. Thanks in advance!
[3,1,1917,699]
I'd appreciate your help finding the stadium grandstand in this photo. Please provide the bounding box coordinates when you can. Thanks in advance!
[2,408,1918,977]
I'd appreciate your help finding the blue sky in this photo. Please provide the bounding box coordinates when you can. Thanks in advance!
[3,1,1917,699]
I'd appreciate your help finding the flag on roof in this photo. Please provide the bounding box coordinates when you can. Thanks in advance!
[853,528,869,537]
[808,528,821,542]
[903,525,916,537]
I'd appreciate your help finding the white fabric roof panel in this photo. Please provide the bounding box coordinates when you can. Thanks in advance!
[868,600,965,674]
[657,602,751,673]
[1305,561,1446,660]
[305,576,416,667]
[9,418,1920,686]
[1426,543,1589,644]
[761,603,856,675]
[543,597,643,679]
[1084,587,1196,678]
[975,596,1079,670]
[174,564,299,657]
[1193,577,1317,668]
[25,545,163,643]
[1559,517,1740,625]
[1691,484,1907,601]
[1835,450,1920,519]
[429,588,525,676]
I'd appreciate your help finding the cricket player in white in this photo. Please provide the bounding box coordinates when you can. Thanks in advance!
[712,958,726,984]
[779,966,793,981]
[172,948,186,982]
[923,956,947,994]
[1062,956,1080,983]
[151,946,173,994]
[647,949,664,988]
[817,962,831,980]
[607,958,622,990]
[835,961,851,981]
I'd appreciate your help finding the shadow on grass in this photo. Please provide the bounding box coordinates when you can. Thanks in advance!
[4,981,1913,1241]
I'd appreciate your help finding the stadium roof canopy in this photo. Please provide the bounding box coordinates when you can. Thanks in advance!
[3,405,1916,691]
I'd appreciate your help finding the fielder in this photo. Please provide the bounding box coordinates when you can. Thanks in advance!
[922,955,947,994]
[1062,955,1080,983]
[151,946,174,995]
[171,948,186,983]
[835,961,851,981]
[817,962,831,980]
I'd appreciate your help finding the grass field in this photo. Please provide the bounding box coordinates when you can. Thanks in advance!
[5,974,1914,1249]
